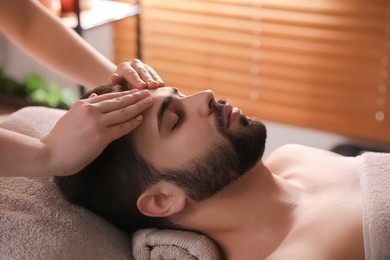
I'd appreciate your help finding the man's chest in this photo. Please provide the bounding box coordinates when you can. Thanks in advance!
[264,190,364,260]
[270,157,364,259]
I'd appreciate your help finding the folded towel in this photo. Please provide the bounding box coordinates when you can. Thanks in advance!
[132,228,223,260]
[359,152,390,260]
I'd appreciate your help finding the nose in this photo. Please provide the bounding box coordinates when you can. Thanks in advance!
[185,89,216,117]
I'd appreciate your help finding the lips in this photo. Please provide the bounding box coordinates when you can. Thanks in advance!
[223,101,241,128]
[212,100,241,129]
[225,104,233,127]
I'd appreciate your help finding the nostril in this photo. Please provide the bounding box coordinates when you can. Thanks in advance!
[208,97,216,109]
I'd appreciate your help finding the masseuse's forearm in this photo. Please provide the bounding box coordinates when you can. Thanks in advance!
[0,1,115,89]
[0,129,54,177]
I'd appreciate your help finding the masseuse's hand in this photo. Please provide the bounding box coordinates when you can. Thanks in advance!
[41,89,153,176]
[110,59,165,90]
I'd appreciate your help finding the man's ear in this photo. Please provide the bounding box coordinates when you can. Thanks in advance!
[137,181,187,217]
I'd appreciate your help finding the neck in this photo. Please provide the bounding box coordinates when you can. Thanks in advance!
[172,162,303,259]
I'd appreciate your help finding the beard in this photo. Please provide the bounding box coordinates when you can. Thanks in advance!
[213,100,267,175]
[158,100,267,201]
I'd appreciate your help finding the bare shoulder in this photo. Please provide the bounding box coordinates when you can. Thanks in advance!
[264,144,344,174]
[266,144,341,164]
[268,144,340,159]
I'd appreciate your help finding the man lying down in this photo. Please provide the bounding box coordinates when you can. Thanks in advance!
[55,85,389,260]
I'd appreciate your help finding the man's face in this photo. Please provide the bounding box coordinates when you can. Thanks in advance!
[133,87,267,200]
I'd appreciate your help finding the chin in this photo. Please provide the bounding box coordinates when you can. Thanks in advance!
[227,116,267,174]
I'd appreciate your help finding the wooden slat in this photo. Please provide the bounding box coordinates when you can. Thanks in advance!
[152,65,377,114]
[112,0,138,63]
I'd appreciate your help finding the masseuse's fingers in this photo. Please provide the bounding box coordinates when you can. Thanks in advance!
[87,89,138,104]
[101,94,153,127]
[110,59,165,89]
[102,114,144,142]
[144,64,165,89]
[41,90,154,176]
[91,90,151,114]
[129,59,159,89]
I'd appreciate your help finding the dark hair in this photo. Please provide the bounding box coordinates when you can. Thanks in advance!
[54,85,175,233]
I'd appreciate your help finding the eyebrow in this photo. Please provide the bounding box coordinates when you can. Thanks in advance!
[157,87,179,134]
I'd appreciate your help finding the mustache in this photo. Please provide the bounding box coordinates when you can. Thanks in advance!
[210,99,230,133]
[211,99,229,112]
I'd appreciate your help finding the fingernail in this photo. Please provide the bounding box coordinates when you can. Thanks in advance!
[147,81,158,87]
[110,74,119,83]
[136,115,143,121]
[138,82,147,88]
[142,96,153,104]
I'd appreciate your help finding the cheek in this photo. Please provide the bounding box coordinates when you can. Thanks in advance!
[137,123,224,169]
[167,125,219,160]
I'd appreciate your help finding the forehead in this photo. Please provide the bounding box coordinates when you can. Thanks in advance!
[130,87,180,168]
[148,86,176,98]
[131,86,177,143]
[139,86,176,124]
[148,86,179,101]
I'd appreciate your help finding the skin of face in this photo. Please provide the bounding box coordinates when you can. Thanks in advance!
[133,87,230,170]
[133,86,266,179]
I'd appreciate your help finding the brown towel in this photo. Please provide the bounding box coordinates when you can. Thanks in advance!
[132,228,223,260]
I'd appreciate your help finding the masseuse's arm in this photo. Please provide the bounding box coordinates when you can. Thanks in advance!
[0,0,164,89]
[0,89,153,177]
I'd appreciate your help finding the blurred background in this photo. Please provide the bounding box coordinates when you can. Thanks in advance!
[0,0,389,157]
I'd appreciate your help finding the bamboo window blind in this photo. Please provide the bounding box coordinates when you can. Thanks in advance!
[115,0,390,143]
[113,0,139,63]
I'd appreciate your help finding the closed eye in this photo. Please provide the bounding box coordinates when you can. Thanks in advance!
[172,114,183,131]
